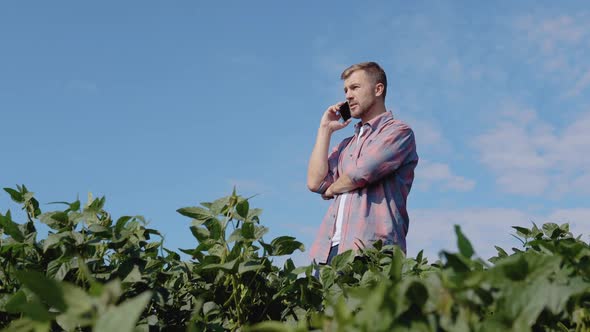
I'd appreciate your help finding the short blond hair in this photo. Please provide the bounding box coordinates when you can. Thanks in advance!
[340,62,387,100]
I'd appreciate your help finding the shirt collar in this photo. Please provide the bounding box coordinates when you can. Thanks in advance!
[354,111,393,134]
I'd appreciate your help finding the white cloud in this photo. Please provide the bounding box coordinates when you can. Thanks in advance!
[495,173,548,196]
[565,69,590,97]
[546,208,590,235]
[403,116,452,155]
[571,173,590,195]
[513,13,590,97]
[415,160,475,192]
[515,14,588,54]
[473,102,590,196]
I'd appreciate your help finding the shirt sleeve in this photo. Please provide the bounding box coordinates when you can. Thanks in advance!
[348,124,417,187]
[310,138,350,194]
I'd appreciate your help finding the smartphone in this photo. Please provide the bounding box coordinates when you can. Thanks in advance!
[338,102,351,121]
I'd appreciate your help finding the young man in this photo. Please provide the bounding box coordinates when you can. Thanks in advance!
[307,62,418,265]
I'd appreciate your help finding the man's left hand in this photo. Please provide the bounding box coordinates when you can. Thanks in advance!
[322,187,335,200]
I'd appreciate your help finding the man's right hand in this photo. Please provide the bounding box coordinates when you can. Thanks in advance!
[320,102,352,133]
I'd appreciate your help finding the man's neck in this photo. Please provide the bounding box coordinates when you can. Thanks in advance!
[360,103,387,124]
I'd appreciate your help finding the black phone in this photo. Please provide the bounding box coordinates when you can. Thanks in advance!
[338,102,351,121]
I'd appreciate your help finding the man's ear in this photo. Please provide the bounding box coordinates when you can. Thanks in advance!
[374,83,385,97]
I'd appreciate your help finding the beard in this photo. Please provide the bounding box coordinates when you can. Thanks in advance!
[352,97,377,119]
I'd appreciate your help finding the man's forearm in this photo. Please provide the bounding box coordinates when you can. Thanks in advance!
[307,126,332,191]
[325,174,359,197]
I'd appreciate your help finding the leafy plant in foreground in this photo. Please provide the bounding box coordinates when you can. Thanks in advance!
[1,185,589,331]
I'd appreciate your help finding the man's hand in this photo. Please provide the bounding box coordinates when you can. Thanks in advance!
[320,102,352,133]
[323,175,358,199]
[322,187,335,200]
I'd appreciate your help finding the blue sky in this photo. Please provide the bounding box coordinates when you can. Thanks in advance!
[2,1,590,265]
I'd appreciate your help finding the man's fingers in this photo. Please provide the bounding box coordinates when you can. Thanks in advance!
[334,119,352,130]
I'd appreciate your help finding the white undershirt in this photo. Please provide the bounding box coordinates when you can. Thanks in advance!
[331,126,365,246]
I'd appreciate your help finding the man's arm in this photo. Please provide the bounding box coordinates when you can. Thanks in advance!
[348,123,417,188]
[307,103,352,193]
[307,126,333,192]
[323,174,358,199]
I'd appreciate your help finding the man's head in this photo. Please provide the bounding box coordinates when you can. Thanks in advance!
[341,62,388,122]
[341,62,387,100]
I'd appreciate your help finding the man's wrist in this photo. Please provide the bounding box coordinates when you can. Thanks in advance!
[318,124,334,135]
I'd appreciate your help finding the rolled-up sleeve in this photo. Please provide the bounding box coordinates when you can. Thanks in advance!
[310,138,351,194]
[348,125,417,187]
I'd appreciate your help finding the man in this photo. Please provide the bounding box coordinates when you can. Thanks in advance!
[307,61,418,265]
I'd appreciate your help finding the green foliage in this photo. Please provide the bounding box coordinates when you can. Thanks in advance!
[1,186,589,331]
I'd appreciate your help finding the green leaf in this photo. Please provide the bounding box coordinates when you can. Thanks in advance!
[283,258,296,273]
[46,258,73,281]
[559,223,570,233]
[320,267,336,288]
[390,246,403,282]
[56,284,94,330]
[454,225,475,258]
[15,271,67,312]
[513,226,531,237]
[190,225,210,242]
[416,249,424,263]
[55,262,73,281]
[496,254,529,281]
[4,290,28,313]
[46,201,67,206]
[1,319,51,332]
[122,265,143,283]
[4,187,24,203]
[115,216,132,234]
[202,258,238,272]
[245,321,291,331]
[69,200,81,211]
[441,252,471,273]
[228,228,244,243]
[248,208,263,223]
[38,211,69,229]
[494,245,508,257]
[405,281,428,307]
[210,196,230,215]
[542,223,559,238]
[0,210,25,242]
[88,224,109,234]
[268,236,305,256]
[177,207,213,220]
[205,218,223,240]
[242,222,255,239]
[94,291,152,332]
[330,250,355,272]
[254,225,269,240]
[236,199,249,219]
[238,261,264,274]
[43,233,65,252]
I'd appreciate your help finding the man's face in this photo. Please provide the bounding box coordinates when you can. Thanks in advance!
[343,70,380,119]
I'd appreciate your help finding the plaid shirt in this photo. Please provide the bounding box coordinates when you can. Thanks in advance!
[309,111,418,263]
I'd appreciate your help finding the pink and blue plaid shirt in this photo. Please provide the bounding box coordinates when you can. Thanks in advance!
[309,111,418,263]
